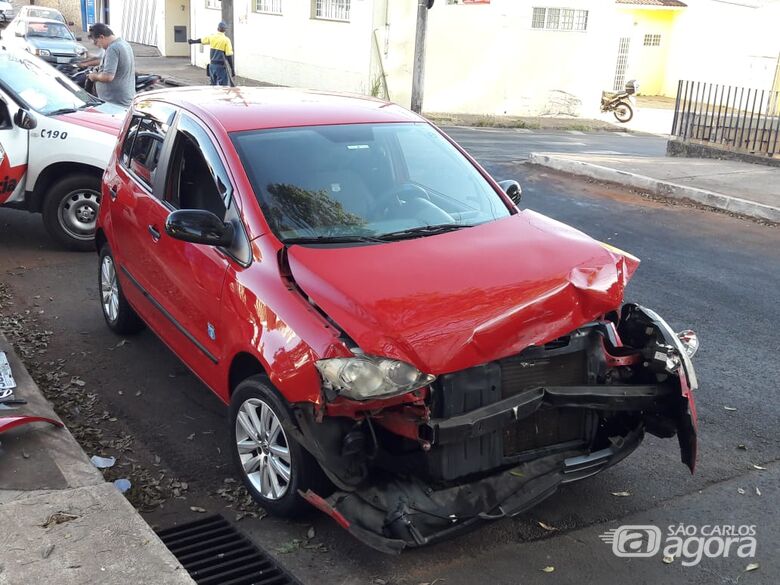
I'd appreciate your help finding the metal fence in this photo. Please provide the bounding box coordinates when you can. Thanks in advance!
[672,80,780,158]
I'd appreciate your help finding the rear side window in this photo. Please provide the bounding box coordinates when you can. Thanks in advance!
[128,118,165,188]
[120,117,141,167]
[120,102,176,191]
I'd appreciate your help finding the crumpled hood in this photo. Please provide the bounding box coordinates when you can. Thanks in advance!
[287,211,640,374]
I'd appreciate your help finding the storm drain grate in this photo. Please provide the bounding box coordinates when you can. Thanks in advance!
[156,514,304,585]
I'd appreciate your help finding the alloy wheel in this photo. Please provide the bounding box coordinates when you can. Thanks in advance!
[235,398,292,500]
[100,255,119,323]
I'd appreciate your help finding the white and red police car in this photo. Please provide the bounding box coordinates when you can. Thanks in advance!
[0,47,124,250]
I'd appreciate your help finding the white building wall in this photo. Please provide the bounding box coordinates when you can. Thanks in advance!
[193,0,374,95]
[373,0,617,116]
[663,0,780,95]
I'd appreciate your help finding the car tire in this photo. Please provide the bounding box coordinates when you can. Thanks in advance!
[230,375,331,517]
[98,245,145,335]
[43,173,102,251]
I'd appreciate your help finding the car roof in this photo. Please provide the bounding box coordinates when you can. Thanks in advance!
[21,6,62,14]
[21,17,66,24]
[139,87,424,133]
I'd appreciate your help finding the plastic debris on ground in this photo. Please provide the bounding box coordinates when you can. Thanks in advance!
[113,478,132,493]
[90,455,116,469]
[0,351,16,392]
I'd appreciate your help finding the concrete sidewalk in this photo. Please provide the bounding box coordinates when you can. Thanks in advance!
[0,333,194,584]
[529,153,780,223]
[132,43,275,89]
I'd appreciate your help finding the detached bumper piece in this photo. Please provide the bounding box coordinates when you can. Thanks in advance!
[304,304,697,553]
[304,430,643,555]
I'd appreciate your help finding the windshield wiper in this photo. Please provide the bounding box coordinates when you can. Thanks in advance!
[46,107,79,116]
[283,235,385,245]
[377,223,473,241]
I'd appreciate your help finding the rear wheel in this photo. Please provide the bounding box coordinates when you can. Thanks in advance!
[230,375,331,517]
[613,101,634,123]
[98,245,145,335]
[43,173,101,251]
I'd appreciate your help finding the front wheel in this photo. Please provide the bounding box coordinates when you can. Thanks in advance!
[42,173,101,251]
[613,101,634,123]
[230,376,331,517]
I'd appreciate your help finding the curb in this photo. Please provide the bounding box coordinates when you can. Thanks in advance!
[528,153,780,223]
[0,332,194,584]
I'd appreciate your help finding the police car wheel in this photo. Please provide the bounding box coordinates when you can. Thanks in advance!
[43,173,101,252]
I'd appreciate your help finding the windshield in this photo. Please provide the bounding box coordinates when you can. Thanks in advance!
[27,21,73,39]
[0,51,94,114]
[232,123,511,243]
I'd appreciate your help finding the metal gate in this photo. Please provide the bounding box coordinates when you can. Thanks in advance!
[122,0,158,46]
[672,80,780,158]
[613,37,631,92]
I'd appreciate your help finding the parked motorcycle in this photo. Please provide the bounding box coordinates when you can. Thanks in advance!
[601,79,639,123]
[56,63,163,96]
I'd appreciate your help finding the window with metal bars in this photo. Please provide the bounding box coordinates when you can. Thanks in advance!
[206,0,221,9]
[256,0,282,14]
[314,0,350,21]
[643,33,661,46]
[531,7,588,31]
[613,37,631,91]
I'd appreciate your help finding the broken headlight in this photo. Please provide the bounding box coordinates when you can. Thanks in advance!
[676,329,699,358]
[316,355,435,401]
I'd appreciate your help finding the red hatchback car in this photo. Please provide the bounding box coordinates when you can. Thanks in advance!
[97,87,698,553]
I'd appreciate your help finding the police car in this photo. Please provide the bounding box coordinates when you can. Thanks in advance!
[0,47,124,250]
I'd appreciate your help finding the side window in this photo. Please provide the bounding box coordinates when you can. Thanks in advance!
[120,117,141,167]
[120,102,175,191]
[165,115,230,220]
[128,118,165,188]
[0,101,11,130]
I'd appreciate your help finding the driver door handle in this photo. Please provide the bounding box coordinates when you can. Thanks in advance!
[109,184,119,200]
[147,225,161,241]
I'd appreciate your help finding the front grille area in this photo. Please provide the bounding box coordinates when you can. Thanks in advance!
[422,335,597,481]
[503,408,591,456]
[500,350,588,398]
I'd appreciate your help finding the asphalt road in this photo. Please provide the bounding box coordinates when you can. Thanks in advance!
[1,128,778,585]
[440,126,668,162]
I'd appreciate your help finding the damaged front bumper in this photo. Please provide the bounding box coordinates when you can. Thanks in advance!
[296,304,699,553]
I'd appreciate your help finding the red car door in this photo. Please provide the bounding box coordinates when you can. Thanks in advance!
[138,112,246,390]
[107,104,177,329]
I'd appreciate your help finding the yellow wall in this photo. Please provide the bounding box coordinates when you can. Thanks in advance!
[617,8,677,96]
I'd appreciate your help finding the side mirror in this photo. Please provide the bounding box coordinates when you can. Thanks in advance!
[69,21,76,26]
[15,32,24,37]
[498,180,522,205]
[76,36,82,41]
[165,209,234,247]
[14,109,37,130]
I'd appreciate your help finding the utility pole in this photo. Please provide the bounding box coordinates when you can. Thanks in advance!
[411,0,434,114]
[222,0,234,43]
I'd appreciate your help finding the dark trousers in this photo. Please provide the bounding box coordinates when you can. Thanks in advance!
[209,63,229,86]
